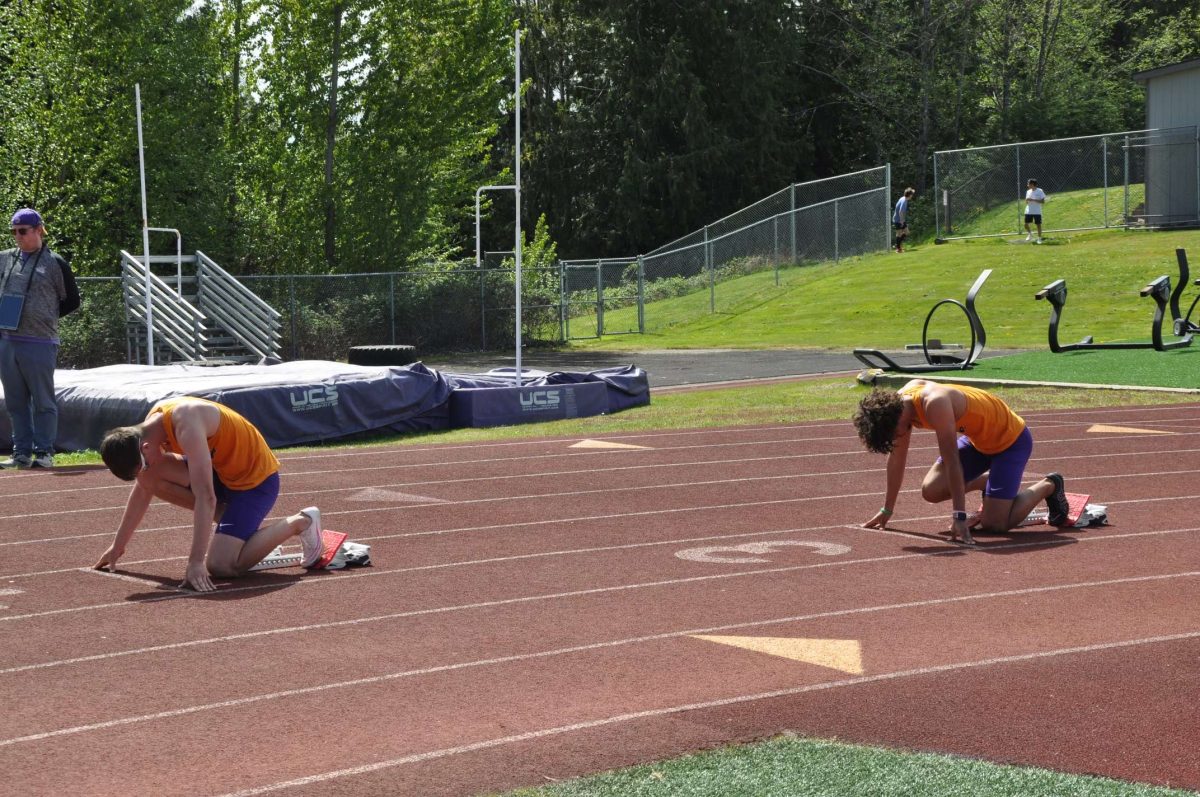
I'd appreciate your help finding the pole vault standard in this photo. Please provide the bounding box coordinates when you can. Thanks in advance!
[473,29,524,386]
[135,84,156,365]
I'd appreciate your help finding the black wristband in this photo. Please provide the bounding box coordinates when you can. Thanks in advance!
[951,510,968,521]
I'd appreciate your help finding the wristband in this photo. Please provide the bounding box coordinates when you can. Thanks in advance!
[878,507,893,516]
[951,510,968,521]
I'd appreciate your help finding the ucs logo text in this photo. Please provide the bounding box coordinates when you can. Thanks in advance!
[519,389,562,411]
[290,386,339,412]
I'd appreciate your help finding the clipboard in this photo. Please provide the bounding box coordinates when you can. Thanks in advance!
[0,293,24,331]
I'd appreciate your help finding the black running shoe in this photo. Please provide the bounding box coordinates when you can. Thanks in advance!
[1045,472,1069,526]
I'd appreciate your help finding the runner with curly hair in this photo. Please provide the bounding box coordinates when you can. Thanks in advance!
[853,380,1068,545]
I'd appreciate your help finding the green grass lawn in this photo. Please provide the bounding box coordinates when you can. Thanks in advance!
[942,183,1146,239]
[567,226,1200,364]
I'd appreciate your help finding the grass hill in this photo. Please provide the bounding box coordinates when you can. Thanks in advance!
[572,226,1200,353]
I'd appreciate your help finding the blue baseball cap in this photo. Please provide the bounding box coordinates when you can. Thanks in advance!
[10,208,43,228]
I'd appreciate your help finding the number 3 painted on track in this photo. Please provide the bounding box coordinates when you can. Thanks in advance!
[675,540,851,564]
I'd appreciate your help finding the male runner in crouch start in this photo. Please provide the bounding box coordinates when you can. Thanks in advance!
[853,380,1070,545]
[95,397,325,591]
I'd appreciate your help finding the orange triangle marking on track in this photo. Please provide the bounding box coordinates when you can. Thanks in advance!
[570,439,650,450]
[692,635,864,675]
[1086,424,1173,435]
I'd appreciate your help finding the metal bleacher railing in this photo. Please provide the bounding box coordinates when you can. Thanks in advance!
[560,166,892,339]
[121,250,282,365]
[933,126,1200,240]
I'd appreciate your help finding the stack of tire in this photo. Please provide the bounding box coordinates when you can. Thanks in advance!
[347,344,418,366]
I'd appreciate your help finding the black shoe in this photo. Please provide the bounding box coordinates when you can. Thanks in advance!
[1045,472,1069,526]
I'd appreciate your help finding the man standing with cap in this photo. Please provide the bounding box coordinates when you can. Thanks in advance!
[0,208,80,469]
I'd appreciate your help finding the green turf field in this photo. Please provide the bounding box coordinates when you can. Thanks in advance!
[907,346,1200,389]
[497,735,1195,797]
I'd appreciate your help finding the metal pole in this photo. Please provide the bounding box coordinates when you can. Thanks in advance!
[789,183,796,263]
[135,84,155,365]
[388,272,395,344]
[147,227,185,355]
[887,162,895,244]
[558,260,566,342]
[1102,137,1109,227]
[1015,145,1022,233]
[637,256,645,333]
[706,225,714,313]
[1124,135,1130,221]
[596,262,603,336]
[513,29,523,387]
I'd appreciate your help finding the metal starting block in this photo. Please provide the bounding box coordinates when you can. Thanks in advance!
[250,530,366,571]
[966,492,1106,530]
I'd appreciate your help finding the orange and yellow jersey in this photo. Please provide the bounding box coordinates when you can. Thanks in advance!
[899,383,1026,455]
[151,397,279,490]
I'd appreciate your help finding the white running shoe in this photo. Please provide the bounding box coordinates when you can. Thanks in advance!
[1025,233,1033,241]
[298,507,324,567]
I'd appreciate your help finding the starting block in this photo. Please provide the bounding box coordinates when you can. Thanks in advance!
[250,530,360,571]
[967,492,1107,530]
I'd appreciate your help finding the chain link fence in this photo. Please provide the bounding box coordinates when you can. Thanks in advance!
[561,167,892,339]
[934,127,1200,240]
[240,266,562,360]
[64,166,894,365]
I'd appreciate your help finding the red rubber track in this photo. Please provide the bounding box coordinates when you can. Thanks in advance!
[2,403,1200,795]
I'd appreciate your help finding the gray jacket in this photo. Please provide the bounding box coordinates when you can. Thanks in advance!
[0,246,80,341]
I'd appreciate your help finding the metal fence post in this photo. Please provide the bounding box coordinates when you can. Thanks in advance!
[596,262,604,337]
[1015,144,1022,233]
[558,260,566,342]
[1102,137,1109,227]
[480,269,487,349]
[388,273,396,344]
[706,225,714,313]
[887,162,896,244]
[1124,134,1130,222]
[637,256,645,333]
[288,276,298,360]
[789,183,797,263]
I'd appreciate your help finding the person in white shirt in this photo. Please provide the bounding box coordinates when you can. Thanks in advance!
[1024,179,1046,243]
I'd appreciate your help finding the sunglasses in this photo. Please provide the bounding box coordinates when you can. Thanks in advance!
[10,227,34,236]
[139,449,148,473]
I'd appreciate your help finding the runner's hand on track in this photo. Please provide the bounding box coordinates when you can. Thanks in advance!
[951,517,974,546]
[94,546,123,572]
[182,561,216,593]
[864,511,891,529]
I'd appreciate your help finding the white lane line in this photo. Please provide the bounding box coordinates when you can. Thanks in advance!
[5,440,1198,549]
[3,613,1196,761]
[213,626,1200,797]
[80,568,166,588]
[3,424,1200,525]
[5,564,1198,679]
[2,522,1198,671]
[0,589,23,597]
[5,435,1200,527]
